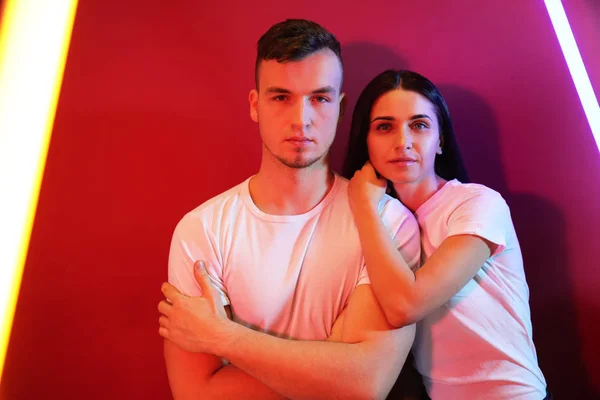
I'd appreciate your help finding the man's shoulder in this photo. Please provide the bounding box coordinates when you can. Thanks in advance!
[176,178,251,230]
[379,194,414,220]
[333,174,416,225]
[376,194,419,243]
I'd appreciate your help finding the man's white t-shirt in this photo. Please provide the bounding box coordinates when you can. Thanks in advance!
[168,174,420,340]
[412,179,547,399]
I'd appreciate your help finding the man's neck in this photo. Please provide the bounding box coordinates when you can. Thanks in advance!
[249,157,335,216]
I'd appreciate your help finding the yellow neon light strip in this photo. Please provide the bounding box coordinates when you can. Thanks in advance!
[0,0,78,381]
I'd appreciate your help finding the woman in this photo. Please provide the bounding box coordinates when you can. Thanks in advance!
[343,70,548,399]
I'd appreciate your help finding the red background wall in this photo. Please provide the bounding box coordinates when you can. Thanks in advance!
[2,1,599,398]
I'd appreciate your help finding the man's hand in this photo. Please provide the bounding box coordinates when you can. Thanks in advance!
[158,260,231,354]
[348,161,387,213]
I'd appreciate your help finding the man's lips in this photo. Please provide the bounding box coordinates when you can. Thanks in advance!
[286,136,311,142]
[286,137,312,145]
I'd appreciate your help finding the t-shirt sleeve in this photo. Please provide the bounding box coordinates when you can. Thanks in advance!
[356,262,371,286]
[168,214,230,306]
[382,198,422,272]
[446,188,509,256]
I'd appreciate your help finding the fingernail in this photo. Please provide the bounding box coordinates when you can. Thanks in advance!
[195,260,206,271]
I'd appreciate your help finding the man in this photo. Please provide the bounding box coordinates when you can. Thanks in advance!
[158,19,421,399]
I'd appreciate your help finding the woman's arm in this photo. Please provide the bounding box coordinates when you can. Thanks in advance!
[352,202,495,327]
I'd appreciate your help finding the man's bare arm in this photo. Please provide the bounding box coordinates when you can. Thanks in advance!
[162,306,285,400]
[211,285,415,400]
[161,263,414,399]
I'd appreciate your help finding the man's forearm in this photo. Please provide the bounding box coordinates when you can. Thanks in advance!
[216,323,411,400]
[206,364,286,400]
[164,340,285,400]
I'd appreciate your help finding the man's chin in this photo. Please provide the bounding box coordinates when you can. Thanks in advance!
[278,154,322,169]
[282,160,317,169]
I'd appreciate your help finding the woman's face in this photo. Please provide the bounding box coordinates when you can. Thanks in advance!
[366,88,442,185]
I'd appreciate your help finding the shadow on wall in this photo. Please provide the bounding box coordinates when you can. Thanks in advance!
[330,41,409,173]
[440,84,596,398]
[330,43,597,398]
[588,0,600,19]
[330,37,596,395]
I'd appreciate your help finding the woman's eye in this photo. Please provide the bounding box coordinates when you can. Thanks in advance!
[412,122,428,130]
[376,123,392,131]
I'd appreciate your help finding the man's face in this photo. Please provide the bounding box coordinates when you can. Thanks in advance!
[249,49,344,169]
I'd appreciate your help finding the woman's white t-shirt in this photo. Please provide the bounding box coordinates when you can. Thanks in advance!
[412,179,547,399]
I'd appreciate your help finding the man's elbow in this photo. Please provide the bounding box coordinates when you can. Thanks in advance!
[348,373,394,400]
[345,383,384,400]
[366,383,393,400]
[383,298,421,328]
[350,355,411,400]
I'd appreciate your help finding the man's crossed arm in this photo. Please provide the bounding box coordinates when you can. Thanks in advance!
[158,261,415,400]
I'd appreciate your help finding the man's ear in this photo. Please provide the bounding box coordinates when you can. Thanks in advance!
[249,89,259,122]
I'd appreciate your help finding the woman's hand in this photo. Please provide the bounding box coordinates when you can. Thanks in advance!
[348,161,387,213]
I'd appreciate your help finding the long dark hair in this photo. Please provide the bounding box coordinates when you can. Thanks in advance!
[342,70,469,188]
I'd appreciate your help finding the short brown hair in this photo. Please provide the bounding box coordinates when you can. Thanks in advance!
[255,19,343,89]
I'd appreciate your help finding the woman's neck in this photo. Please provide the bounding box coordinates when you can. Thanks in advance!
[393,174,447,213]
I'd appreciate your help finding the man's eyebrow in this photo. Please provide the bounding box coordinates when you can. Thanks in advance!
[264,86,337,95]
[265,87,291,94]
[311,86,336,94]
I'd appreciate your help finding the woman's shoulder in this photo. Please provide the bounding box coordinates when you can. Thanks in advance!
[445,180,507,205]
[416,180,510,221]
